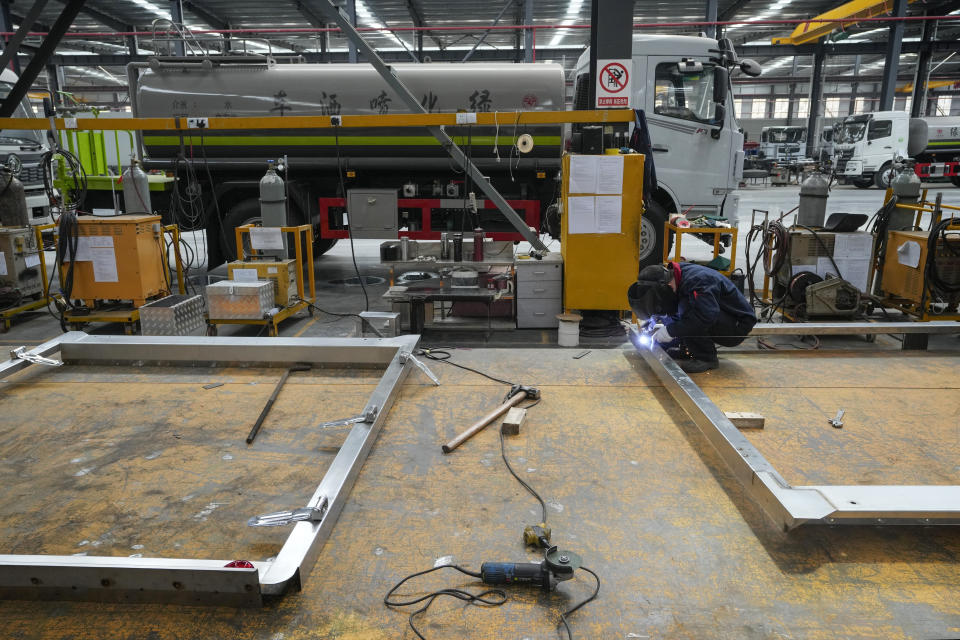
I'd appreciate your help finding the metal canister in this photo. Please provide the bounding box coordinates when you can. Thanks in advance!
[400,236,411,261]
[472,228,485,262]
[440,232,450,260]
[452,232,464,262]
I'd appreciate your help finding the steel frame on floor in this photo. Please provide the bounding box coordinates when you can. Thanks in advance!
[635,322,960,531]
[0,332,420,606]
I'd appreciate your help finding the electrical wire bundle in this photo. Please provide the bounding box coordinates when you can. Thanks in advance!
[46,208,80,331]
[332,124,369,311]
[384,347,600,639]
[41,148,87,213]
[744,218,789,320]
[924,217,960,300]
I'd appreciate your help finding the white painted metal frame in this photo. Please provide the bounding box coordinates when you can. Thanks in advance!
[635,323,960,531]
[0,332,420,606]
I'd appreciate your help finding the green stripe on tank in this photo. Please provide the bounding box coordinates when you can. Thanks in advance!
[143,135,562,147]
[927,140,960,147]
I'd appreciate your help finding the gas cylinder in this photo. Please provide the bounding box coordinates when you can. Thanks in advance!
[122,157,152,213]
[890,159,922,230]
[797,170,829,227]
[259,160,287,259]
[0,167,28,227]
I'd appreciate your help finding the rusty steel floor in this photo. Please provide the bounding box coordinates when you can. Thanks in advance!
[0,346,959,639]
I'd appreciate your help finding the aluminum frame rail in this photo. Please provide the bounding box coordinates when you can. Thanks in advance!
[634,323,960,531]
[0,332,420,606]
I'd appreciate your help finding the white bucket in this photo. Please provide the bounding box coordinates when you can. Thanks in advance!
[557,319,580,347]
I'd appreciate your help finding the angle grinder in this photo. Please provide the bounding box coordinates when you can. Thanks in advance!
[480,546,582,591]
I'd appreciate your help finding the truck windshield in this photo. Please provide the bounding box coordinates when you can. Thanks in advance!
[0,81,42,146]
[654,63,717,125]
[838,121,867,144]
[765,128,804,143]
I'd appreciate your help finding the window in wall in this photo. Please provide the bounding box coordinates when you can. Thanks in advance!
[795,98,809,119]
[855,97,869,114]
[751,99,767,119]
[825,97,842,117]
[933,96,953,116]
[734,99,744,117]
[774,99,789,118]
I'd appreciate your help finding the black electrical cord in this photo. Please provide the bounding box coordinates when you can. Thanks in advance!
[333,124,369,311]
[416,347,515,386]
[499,426,547,525]
[558,566,601,640]
[383,564,506,640]
[925,217,960,297]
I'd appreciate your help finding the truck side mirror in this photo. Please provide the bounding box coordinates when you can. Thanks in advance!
[739,59,762,77]
[713,67,728,104]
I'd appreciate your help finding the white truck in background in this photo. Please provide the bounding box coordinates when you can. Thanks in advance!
[573,35,757,263]
[834,111,960,189]
[758,125,807,164]
[0,68,53,226]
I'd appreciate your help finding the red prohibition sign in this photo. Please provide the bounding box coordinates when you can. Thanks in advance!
[601,63,629,93]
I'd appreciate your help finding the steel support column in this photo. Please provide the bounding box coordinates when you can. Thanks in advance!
[523,0,533,63]
[911,14,937,118]
[878,0,907,111]
[786,82,796,124]
[0,0,49,76]
[588,0,633,108]
[705,0,719,39]
[346,0,357,63]
[169,0,186,56]
[806,45,825,159]
[45,64,60,105]
[0,0,86,118]
[848,55,860,115]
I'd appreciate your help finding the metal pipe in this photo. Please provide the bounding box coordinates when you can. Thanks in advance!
[442,390,527,454]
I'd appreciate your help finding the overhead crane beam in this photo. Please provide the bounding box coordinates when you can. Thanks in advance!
[771,0,917,45]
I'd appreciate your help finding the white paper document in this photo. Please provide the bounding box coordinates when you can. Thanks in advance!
[233,268,259,282]
[249,227,284,251]
[834,233,873,259]
[90,247,118,282]
[831,258,871,291]
[897,240,922,268]
[568,156,599,194]
[67,235,114,262]
[596,155,624,195]
[24,254,41,268]
[0,251,6,276]
[567,196,597,234]
[594,196,622,234]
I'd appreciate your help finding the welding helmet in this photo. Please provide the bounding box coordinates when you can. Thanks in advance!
[627,264,678,319]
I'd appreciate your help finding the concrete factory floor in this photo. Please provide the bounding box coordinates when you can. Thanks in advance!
[2,182,960,351]
[1,347,959,639]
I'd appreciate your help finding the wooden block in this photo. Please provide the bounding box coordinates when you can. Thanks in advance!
[724,412,765,429]
[501,407,527,435]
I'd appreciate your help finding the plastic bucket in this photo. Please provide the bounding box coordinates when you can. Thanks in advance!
[557,319,580,347]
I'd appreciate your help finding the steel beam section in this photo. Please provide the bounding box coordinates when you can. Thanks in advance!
[635,332,960,530]
[0,0,50,77]
[879,0,908,111]
[315,0,548,252]
[0,333,420,606]
[749,321,960,335]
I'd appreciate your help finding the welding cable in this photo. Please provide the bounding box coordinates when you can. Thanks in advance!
[383,564,506,640]
[416,347,515,386]
[499,427,547,525]
[925,218,960,298]
[333,124,369,311]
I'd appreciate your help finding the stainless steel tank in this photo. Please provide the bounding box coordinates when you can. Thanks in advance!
[890,159,922,231]
[259,159,287,259]
[122,158,152,214]
[134,62,566,168]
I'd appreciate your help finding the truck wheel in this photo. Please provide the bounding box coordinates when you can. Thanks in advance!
[852,177,873,189]
[314,237,338,256]
[221,199,262,261]
[639,200,671,269]
[874,163,894,189]
[951,176,960,188]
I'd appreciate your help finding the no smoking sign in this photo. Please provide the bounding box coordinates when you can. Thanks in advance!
[596,58,631,108]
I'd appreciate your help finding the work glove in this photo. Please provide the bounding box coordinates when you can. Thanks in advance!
[651,323,672,344]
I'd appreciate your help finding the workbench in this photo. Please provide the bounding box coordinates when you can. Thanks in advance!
[1,346,959,638]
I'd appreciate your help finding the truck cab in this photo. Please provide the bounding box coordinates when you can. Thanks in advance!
[573,34,746,263]
[759,126,806,164]
[0,69,52,226]
[834,111,908,189]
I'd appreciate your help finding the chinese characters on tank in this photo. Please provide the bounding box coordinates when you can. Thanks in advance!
[421,91,438,113]
[469,89,492,112]
[370,90,391,115]
[271,90,292,115]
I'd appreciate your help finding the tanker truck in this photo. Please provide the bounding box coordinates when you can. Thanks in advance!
[833,111,960,189]
[129,33,753,267]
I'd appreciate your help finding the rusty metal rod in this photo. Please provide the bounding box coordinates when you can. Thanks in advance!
[441,391,528,454]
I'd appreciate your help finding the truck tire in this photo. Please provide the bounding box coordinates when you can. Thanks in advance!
[951,175,960,188]
[852,177,873,189]
[639,200,670,269]
[874,162,894,189]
